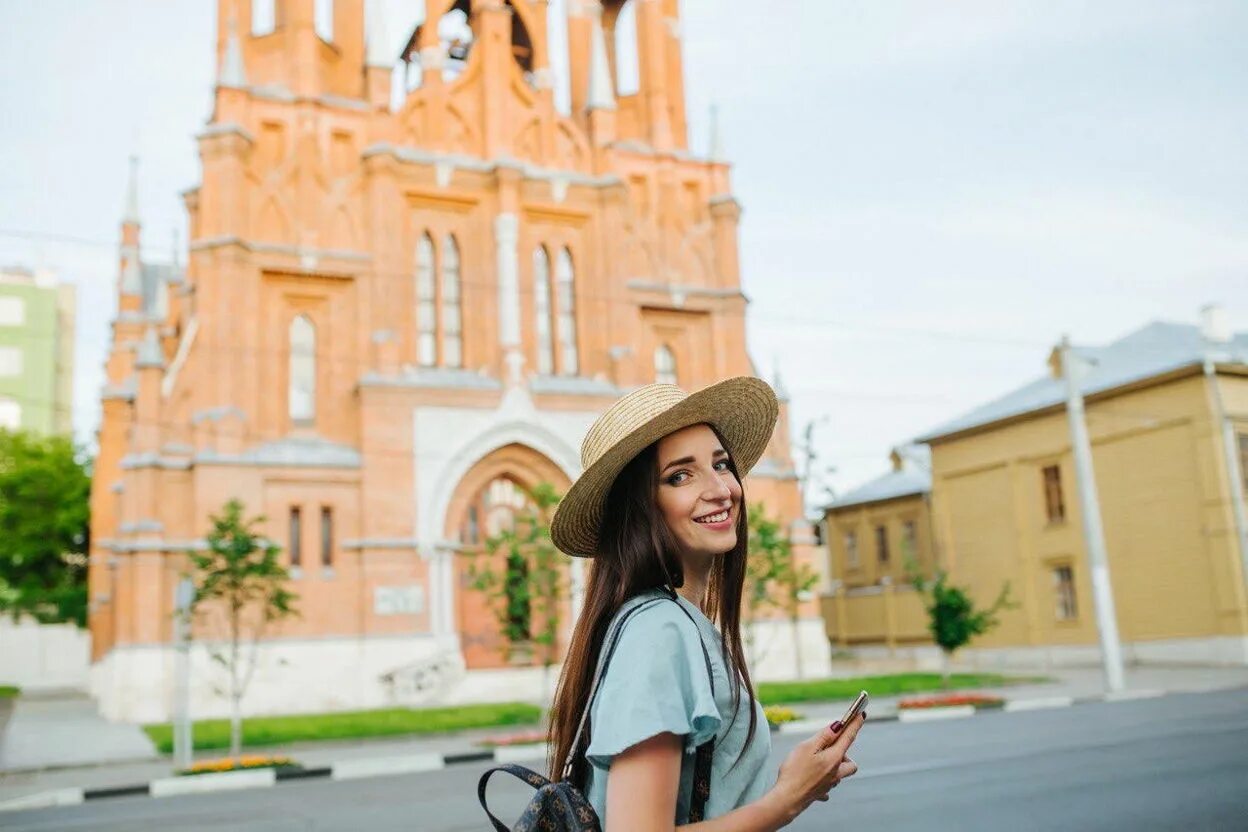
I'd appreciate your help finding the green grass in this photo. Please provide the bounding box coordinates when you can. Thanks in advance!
[0,685,19,699]
[756,673,1047,706]
[143,701,542,754]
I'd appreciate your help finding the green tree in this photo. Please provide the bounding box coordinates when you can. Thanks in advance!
[185,499,298,758]
[905,558,1015,687]
[747,503,820,679]
[744,504,788,674]
[0,429,91,626]
[464,482,565,708]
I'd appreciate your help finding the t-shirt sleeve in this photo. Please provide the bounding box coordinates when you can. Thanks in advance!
[584,606,721,769]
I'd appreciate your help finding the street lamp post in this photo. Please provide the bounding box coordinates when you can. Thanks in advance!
[1059,336,1126,693]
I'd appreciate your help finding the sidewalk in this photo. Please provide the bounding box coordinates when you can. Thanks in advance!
[3,664,1246,805]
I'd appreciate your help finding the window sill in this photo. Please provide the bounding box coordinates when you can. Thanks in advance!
[321,567,336,580]
[289,566,304,580]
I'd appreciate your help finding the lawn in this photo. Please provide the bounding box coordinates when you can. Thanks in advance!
[0,686,19,699]
[756,672,1045,705]
[143,701,542,753]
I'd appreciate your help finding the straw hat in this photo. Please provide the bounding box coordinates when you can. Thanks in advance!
[550,376,779,558]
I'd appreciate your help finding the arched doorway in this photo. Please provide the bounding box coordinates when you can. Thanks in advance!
[443,443,573,669]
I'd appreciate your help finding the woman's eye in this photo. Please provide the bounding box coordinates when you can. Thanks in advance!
[666,471,689,485]
[714,459,731,471]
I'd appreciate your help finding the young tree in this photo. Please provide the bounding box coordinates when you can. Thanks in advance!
[0,429,91,626]
[185,499,298,758]
[464,482,565,709]
[775,541,820,680]
[747,504,820,679]
[905,558,1015,687]
[744,503,789,676]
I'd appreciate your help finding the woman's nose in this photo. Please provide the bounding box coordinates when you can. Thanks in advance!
[703,472,732,501]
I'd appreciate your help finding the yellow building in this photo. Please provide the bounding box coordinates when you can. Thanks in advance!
[825,311,1248,667]
[820,445,937,651]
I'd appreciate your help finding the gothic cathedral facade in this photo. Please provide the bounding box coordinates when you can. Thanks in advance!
[90,0,825,722]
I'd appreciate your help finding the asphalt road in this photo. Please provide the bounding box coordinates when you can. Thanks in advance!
[5,687,1247,831]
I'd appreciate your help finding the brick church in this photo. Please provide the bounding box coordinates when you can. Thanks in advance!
[90,0,826,722]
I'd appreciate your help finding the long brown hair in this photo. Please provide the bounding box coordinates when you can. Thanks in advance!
[547,424,758,786]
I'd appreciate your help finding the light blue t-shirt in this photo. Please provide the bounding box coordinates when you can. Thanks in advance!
[583,589,774,827]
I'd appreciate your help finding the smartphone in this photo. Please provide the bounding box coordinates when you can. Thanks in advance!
[838,690,869,727]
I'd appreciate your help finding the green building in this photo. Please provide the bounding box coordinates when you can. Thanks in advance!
[0,266,75,435]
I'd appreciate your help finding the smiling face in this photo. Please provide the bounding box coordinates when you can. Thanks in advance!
[654,423,743,562]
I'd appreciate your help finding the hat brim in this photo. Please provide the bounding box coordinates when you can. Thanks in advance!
[550,376,779,557]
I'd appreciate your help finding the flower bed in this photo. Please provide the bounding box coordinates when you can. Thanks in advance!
[476,729,548,748]
[763,706,804,729]
[897,693,1004,711]
[177,754,302,777]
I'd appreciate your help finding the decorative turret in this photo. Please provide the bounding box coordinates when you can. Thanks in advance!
[364,0,392,108]
[219,14,248,89]
[119,157,143,301]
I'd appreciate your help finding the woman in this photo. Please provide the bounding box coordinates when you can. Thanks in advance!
[547,377,864,830]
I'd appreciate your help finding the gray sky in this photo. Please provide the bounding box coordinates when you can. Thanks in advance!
[1,0,1245,501]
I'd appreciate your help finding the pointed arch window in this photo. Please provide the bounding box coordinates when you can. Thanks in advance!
[416,234,437,367]
[314,0,334,42]
[441,234,463,368]
[289,315,316,423]
[533,246,554,375]
[655,344,677,385]
[252,0,277,35]
[612,1,640,96]
[555,248,579,375]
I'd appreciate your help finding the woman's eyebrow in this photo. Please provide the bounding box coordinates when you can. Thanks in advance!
[659,448,728,474]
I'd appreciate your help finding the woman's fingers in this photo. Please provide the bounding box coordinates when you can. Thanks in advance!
[837,759,859,780]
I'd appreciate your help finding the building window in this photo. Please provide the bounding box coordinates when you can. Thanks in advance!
[612,0,640,96]
[288,315,316,422]
[416,234,436,367]
[1238,433,1248,496]
[1053,565,1077,621]
[655,344,677,385]
[0,346,22,378]
[320,507,333,567]
[251,0,277,35]
[533,246,553,374]
[1042,464,1065,523]
[0,296,24,327]
[900,520,917,563]
[314,0,334,42]
[844,530,859,568]
[555,248,578,375]
[289,507,303,568]
[0,397,20,430]
[875,524,889,565]
[441,235,463,368]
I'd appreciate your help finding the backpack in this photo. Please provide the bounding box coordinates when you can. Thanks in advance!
[477,592,717,830]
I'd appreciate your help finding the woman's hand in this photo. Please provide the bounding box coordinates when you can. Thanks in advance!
[764,712,864,824]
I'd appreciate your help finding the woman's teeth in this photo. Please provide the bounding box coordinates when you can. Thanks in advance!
[695,510,729,525]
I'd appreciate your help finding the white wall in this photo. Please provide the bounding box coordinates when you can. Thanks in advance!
[0,617,91,691]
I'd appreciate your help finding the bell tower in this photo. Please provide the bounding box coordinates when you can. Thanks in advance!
[568,0,687,151]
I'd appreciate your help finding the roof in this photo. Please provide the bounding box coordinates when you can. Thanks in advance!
[826,443,931,511]
[916,321,1248,443]
[140,262,183,320]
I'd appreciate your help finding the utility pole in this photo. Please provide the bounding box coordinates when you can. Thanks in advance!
[1059,336,1126,693]
[172,577,195,770]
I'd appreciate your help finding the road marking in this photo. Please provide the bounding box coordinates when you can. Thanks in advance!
[493,743,549,763]
[0,788,85,813]
[1005,696,1075,712]
[331,752,445,781]
[1104,689,1165,702]
[150,768,276,798]
[898,705,975,723]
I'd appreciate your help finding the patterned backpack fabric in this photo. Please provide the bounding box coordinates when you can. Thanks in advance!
[477,592,717,831]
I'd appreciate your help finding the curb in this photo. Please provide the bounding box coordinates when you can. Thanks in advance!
[0,686,1228,813]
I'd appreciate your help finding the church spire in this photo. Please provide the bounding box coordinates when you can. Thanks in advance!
[587,9,615,112]
[123,155,140,226]
[220,13,247,88]
[708,103,725,162]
